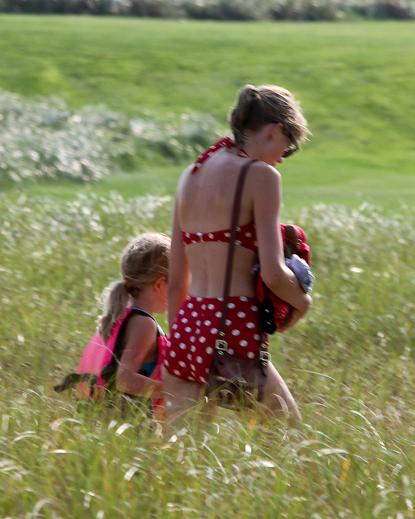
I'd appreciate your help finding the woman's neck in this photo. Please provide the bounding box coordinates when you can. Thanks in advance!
[237,138,263,161]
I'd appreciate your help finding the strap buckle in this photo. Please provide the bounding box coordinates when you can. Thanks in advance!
[215,339,228,355]
[260,350,271,365]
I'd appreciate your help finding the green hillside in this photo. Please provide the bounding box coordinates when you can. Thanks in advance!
[1,16,414,208]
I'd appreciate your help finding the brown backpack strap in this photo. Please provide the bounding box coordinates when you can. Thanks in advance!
[217,159,257,336]
[215,159,270,370]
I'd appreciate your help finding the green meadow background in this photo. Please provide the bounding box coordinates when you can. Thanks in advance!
[1,15,415,518]
[1,16,415,209]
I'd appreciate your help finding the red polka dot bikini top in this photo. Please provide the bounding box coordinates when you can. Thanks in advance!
[182,137,258,253]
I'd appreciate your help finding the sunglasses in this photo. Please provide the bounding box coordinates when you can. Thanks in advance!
[281,126,299,158]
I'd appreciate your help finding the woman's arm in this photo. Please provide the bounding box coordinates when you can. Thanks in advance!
[253,163,311,315]
[116,315,162,397]
[168,193,190,329]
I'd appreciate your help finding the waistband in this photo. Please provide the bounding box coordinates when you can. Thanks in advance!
[186,295,257,303]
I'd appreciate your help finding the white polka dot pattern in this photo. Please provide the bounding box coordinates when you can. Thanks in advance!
[165,296,264,383]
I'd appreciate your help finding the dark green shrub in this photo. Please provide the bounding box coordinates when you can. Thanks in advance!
[183,0,272,20]
[271,0,342,20]
[372,0,414,18]
[0,0,414,20]
[129,0,185,17]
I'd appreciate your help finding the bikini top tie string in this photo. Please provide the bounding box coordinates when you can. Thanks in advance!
[191,136,248,174]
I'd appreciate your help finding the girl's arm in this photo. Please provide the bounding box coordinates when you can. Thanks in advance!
[252,162,311,316]
[116,315,162,397]
[168,194,190,329]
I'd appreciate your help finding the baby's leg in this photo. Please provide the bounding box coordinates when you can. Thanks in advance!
[260,361,301,428]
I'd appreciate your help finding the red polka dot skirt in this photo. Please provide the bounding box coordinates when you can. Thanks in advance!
[164,296,264,384]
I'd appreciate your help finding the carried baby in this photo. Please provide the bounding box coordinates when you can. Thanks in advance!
[254,224,314,334]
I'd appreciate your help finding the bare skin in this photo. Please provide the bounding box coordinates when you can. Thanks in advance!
[166,123,311,427]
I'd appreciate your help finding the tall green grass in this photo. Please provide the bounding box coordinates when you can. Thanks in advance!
[1,193,414,517]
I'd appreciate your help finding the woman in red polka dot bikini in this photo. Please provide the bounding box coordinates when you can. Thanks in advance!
[163,84,312,426]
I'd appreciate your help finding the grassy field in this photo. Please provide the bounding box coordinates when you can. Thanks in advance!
[1,15,415,518]
[1,195,414,518]
[1,16,415,209]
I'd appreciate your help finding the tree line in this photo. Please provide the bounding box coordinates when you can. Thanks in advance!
[1,0,414,20]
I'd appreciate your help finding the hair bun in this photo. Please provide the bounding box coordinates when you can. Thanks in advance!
[229,83,309,147]
[237,85,262,114]
[243,84,260,100]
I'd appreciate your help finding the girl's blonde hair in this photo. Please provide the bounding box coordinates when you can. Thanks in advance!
[229,84,310,147]
[99,232,170,340]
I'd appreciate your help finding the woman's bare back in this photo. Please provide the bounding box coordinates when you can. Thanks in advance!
[177,150,258,298]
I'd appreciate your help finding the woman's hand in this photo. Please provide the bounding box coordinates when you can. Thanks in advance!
[278,294,312,333]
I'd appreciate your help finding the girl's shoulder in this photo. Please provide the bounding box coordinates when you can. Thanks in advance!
[125,308,166,338]
[125,308,158,333]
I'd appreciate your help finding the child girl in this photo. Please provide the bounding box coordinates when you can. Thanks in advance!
[54,232,170,405]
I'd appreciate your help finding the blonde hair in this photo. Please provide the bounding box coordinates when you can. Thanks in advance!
[99,232,170,340]
[229,84,310,147]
